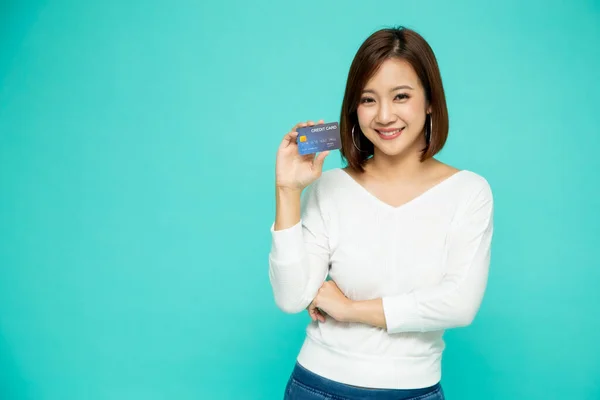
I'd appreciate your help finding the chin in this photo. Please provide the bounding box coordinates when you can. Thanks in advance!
[368,134,420,157]
[376,146,412,157]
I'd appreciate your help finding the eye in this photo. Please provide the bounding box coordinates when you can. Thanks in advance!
[360,97,374,104]
[395,93,410,100]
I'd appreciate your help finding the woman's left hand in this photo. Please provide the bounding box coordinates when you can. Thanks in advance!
[308,280,353,323]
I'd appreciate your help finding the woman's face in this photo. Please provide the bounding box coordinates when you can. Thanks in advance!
[356,58,431,158]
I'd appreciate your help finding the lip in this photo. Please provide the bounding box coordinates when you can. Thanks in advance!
[375,127,405,140]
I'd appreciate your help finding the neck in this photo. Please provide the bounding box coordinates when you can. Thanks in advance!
[366,140,436,182]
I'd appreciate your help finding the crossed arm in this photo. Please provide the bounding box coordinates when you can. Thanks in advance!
[270,182,494,333]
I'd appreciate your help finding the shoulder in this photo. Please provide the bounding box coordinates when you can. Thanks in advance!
[455,169,491,189]
[457,170,493,199]
[302,168,345,209]
[432,162,494,213]
[451,170,494,219]
[303,168,344,196]
[431,161,492,201]
[308,168,346,193]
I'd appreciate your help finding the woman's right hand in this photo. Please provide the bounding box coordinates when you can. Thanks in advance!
[275,119,330,192]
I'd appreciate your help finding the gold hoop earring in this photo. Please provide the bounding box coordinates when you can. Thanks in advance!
[426,114,433,143]
[352,125,364,152]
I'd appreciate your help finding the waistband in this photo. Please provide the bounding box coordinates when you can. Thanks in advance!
[291,361,441,400]
[297,334,442,389]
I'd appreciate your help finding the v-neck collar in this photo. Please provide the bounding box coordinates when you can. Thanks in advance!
[337,168,468,212]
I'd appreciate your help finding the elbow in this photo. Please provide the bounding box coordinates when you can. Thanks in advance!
[268,263,315,315]
[273,294,309,314]
[452,302,480,327]
[454,311,475,328]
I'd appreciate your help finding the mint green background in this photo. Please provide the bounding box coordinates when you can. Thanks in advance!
[1,1,599,399]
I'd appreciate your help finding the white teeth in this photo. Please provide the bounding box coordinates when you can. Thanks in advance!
[379,128,402,136]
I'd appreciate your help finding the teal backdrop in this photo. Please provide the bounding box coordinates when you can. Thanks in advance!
[1,1,599,399]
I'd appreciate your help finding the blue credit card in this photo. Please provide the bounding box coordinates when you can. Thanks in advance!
[296,122,341,155]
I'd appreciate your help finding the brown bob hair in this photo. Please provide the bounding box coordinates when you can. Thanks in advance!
[339,26,449,172]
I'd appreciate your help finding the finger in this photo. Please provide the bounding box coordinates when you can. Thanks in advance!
[316,309,326,322]
[308,301,325,323]
[308,302,319,321]
[279,131,299,149]
[313,151,330,169]
[288,130,299,142]
[291,119,323,134]
[291,121,308,132]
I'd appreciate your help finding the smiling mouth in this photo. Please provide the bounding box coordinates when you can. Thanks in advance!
[375,127,405,138]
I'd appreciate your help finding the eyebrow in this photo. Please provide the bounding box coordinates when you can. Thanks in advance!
[361,85,414,94]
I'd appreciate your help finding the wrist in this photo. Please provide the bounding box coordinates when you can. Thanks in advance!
[276,184,303,195]
[342,299,358,323]
[343,299,385,328]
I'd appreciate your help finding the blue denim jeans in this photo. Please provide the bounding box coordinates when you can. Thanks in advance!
[284,362,445,400]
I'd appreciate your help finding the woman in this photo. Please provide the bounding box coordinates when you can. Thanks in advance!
[269,26,494,400]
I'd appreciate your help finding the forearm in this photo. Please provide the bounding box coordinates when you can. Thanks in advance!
[341,296,475,331]
[274,186,301,231]
[270,187,308,312]
[344,298,387,329]
[269,184,330,314]
[343,284,481,333]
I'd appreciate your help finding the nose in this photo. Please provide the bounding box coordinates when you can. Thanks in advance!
[375,100,396,125]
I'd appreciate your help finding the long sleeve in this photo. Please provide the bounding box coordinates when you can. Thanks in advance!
[268,181,331,314]
[382,182,494,333]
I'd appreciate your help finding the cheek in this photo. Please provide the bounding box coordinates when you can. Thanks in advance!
[396,103,424,123]
[356,105,376,123]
